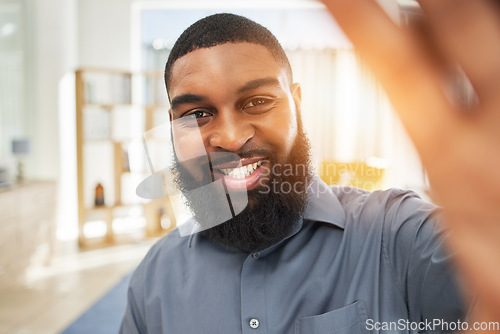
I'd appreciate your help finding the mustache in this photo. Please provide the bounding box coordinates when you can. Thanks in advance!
[171,148,275,191]
[176,149,274,169]
[208,149,274,168]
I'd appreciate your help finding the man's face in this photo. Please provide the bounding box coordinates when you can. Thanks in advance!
[168,42,310,252]
[169,42,301,192]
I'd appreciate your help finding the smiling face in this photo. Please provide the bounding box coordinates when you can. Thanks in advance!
[167,42,311,252]
[169,42,302,192]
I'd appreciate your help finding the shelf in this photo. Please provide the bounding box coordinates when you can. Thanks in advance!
[85,202,146,211]
[75,68,176,248]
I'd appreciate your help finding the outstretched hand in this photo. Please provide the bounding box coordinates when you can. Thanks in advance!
[322,0,500,327]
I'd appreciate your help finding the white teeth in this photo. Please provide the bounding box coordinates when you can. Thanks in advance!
[219,160,262,178]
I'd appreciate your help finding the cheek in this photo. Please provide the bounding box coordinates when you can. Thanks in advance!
[172,127,208,162]
[260,108,298,161]
[173,136,209,182]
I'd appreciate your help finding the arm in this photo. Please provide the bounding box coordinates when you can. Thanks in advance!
[119,283,145,334]
[322,0,500,328]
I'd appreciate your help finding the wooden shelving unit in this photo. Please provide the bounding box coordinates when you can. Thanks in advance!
[75,68,175,247]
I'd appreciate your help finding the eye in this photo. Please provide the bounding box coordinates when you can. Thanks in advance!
[190,110,210,119]
[243,98,270,109]
[179,109,212,127]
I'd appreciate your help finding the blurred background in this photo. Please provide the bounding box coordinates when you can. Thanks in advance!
[0,0,453,332]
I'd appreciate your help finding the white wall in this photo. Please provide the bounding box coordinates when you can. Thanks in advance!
[29,0,134,180]
[29,0,77,180]
[78,0,132,69]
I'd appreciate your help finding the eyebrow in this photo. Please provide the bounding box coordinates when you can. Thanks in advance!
[171,94,208,111]
[170,77,280,111]
[237,77,281,94]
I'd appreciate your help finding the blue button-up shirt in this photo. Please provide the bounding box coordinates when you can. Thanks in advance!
[120,177,464,333]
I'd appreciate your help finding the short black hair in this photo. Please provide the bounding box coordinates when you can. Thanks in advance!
[164,13,293,99]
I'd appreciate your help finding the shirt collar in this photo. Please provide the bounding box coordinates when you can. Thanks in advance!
[187,175,346,250]
[303,176,346,229]
[247,176,346,257]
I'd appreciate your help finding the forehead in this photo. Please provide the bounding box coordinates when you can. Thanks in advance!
[169,43,286,97]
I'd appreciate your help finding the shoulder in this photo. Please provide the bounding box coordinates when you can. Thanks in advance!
[331,186,437,224]
[145,228,189,261]
[305,177,438,232]
[333,185,432,210]
[128,228,190,290]
[328,186,447,273]
[323,185,442,246]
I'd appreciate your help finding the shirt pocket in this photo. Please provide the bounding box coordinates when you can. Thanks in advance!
[294,301,369,334]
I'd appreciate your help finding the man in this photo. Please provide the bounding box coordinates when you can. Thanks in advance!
[121,10,489,334]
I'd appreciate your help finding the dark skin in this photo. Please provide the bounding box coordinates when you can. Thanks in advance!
[168,43,302,192]
[322,0,500,329]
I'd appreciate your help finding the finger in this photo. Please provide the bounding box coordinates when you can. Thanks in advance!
[418,0,500,107]
[321,0,461,163]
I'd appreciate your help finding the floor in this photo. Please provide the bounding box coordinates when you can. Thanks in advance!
[0,238,157,334]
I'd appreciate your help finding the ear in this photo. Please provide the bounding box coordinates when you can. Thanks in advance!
[291,82,302,111]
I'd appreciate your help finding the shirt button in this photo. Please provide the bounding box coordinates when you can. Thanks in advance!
[249,318,260,329]
[252,252,260,259]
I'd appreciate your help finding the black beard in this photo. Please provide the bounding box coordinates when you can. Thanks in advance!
[171,122,312,253]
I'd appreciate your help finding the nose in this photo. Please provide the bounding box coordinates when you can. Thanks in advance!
[208,110,254,152]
